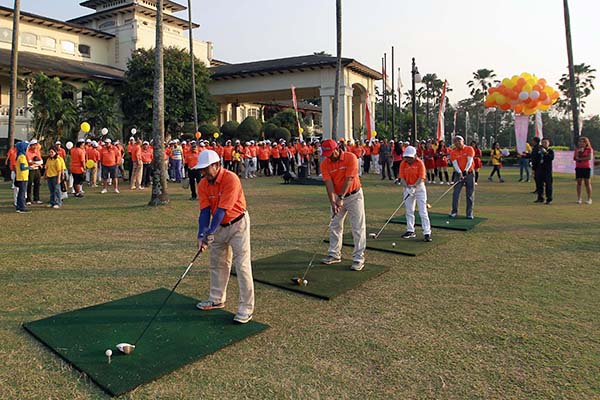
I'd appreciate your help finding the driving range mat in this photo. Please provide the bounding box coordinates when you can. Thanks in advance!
[324,226,449,256]
[22,288,268,396]
[390,212,487,231]
[247,249,388,300]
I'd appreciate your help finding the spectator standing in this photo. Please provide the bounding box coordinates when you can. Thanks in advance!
[44,146,66,208]
[534,138,554,204]
[574,136,593,204]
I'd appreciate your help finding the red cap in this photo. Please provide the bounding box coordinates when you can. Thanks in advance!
[320,139,338,157]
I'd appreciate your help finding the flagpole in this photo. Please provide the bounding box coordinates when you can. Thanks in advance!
[391,46,395,138]
[383,54,387,129]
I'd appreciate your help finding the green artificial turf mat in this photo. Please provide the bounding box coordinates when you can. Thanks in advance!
[324,225,449,256]
[390,212,487,231]
[22,288,268,397]
[247,249,388,300]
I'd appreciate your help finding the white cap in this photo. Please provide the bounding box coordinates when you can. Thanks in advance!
[403,146,417,158]
[105,138,112,143]
[194,149,220,169]
[86,139,92,143]
[143,141,149,145]
[55,141,61,145]
[453,135,464,142]
[30,139,38,145]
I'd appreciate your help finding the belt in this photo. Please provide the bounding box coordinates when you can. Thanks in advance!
[221,212,245,227]
[343,188,360,198]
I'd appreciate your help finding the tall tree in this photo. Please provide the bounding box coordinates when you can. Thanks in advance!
[331,0,342,140]
[149,0,169,206]
[80,81,120,137]
[556,63,596,114]
[7,0,20,149]
[467,69,497,102]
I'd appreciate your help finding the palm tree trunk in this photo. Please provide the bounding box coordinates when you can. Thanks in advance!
[563,0,579,149]
[331,0,342,140]
[188,0,198,133]
[150,0,169,206]
[7,0,20,149]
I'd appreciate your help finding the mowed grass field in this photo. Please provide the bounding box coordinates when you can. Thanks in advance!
[0,168,598,399]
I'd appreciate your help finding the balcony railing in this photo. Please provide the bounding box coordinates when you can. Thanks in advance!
[0,106,33,119]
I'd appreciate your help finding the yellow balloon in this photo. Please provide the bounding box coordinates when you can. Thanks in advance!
[80,122,91,133]
[521,72,532,81]
[523,84,533,93]
[372,131,377,137]
[496,94,507,105]
[299,127,304,134]
[86,160,95,169]
[213,132,219,139]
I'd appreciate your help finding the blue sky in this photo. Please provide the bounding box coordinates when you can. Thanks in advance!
[2,0,598,115]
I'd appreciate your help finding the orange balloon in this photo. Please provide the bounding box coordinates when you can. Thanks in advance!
[195,132,201,139]
[514,104,524,114]
[500,103,511,111]
[518,77,526,86]
[538,78,547,87]
[539,92,548,101]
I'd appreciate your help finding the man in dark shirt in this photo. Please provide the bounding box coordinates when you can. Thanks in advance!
[534,138,554,204]
[530,137,542,195]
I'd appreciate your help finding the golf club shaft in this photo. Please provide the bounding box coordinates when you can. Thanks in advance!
[374,192,412,238]
[429,180,460,208]
[134,249,202,346]
[301,216,335,280]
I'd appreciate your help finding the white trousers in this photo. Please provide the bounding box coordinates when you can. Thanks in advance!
[404,183,431,235]
[328,188,367,262]
[372,154,380,173]
[208,213,254,315]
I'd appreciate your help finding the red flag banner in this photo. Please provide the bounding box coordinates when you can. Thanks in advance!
[365,93,373,141]
[436,80,448,142]
[291,85,303,140]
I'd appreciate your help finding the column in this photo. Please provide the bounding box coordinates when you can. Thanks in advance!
[320,94,332,139]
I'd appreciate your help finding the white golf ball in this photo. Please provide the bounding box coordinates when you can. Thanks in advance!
[446,221,450,224]
[105,349,112,357]
[392,242,396,247]
[303,279,308,285]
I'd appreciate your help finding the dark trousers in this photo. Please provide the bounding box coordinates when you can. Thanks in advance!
[259,160,270,176]
[142,163,153,187]
[535,170,552,201]
[27,169,41,202]
[451,173,475,217]
[381,159,392,179]
[188,169,201,199]
[392,161,401,180]
[16,180,28,211]
[363,155,371,174]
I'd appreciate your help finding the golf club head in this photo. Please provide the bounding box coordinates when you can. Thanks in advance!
[369,233,377,239]
[426,203,431,209]
[116,343,135,355]
[291,277,308,286]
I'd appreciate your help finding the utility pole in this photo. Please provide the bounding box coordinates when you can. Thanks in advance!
[391,46,395,138]
[563,0,579,149]
[187,0,198,133]
[8,0,20,149]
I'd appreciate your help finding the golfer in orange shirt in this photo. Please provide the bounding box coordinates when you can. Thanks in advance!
[193,150,254,324]
[399,146,432,242]
[319,139,366,271]
[449,135,475,219]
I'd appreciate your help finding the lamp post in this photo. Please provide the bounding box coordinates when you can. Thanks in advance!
[411,57,421,143]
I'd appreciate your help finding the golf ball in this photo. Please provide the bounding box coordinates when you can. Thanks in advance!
[445,221,450,224]
[303,279,308,285]
[105,349,112,357]
[392,242,396,247]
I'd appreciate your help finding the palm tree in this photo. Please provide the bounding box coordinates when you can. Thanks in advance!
[331,0,341,140]
[557,63,596,114]
[149,0,169,206]
[80,81,119,136]
[7,0,20,149]
[563,0,579,147]
[467,69,497,103]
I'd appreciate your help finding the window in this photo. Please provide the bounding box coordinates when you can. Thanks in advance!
[0,28,11,43]
[21,32,37,47]
[99,20,115,30]
[78,44,91,58]
[61,40,75,55]
[40,36,56,50]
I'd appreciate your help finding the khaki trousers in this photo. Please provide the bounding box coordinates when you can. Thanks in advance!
[328,188,367,263]
[208,213,254,315]
[131,160,143,189]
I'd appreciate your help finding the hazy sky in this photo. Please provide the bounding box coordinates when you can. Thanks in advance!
[3,0,598,115]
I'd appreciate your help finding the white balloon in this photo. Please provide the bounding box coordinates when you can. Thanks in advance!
[101,128,108,135]
[131,128,137,135]
[65,141,73,150]
[518,91,529,101]
[530,90,540,100]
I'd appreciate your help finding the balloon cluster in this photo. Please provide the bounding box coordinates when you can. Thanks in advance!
[485,73,559,115]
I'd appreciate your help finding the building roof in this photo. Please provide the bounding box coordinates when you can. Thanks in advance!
[0,48,125,82]
[80,0,186,12]
[68,3,199,30]
[210,54,382,81]
[0,5,115,40]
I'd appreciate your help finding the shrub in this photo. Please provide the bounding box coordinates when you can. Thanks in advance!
[220,121,240,141]
[237,117,262,142]
[273,127,291,142]
[198,123,219,138]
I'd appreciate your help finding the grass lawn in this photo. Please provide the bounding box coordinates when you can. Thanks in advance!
[0,168,598,399]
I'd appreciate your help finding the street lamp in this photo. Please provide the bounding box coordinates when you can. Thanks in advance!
[411,57,422,143]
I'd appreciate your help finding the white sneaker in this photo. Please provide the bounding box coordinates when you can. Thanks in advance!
[585,199,592,205]
[101,189,107,194]
[114,188,120,194]
[321,256,342,265]
[196,300,225,311]
[350,260,365,271]
[233,313,253,324]
[577,199,582,204]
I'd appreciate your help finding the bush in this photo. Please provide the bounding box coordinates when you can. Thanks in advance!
[220,121,240,141]
[263,123,278,139]
[198,123,219,139]
[237,117,262,142]
[267,109,307,137]
[273,127,291,142]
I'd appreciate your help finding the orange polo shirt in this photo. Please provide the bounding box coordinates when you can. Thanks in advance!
[198,168,246,224]
[70,147,87,174]
[141,146,154,163]
[223,145,233,161]
[7,147,17,171]
[320,151,361,196]
[185,149,200,169]
[270,146,280,158]
[258,146,270,161]
[399,159,426,184]
[130,144,141,162]
[100,146,119,167]
[450,145,475,172]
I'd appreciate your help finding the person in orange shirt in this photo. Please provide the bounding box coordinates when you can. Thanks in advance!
[193,149,254,324]
[319,139,366,271]
[127,137,135,182]
[222,140,234,171]
[70,139,87,197]
[99,138,120,193]
[130,138,143,190]
[26,139,43,204]
[449,135,475,219]
[371,139,381,174]
[141,141,154,187]
[362,141,372,174]
[257,142,271,176]
[86,141,100,187]
[399,146,432,242]
[6,144,17,191]
[185,141,201,200]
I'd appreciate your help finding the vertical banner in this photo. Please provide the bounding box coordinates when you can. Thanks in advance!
[452,111,457,136]
[291,85,302,141]
[365,92,373,141]
[534,112,543,139]
[515,114,530,154]
[435,80,447,143]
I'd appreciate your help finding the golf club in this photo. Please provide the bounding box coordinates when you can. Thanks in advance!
[291,215,335,286]
[427,179,460,209]
[116,249,203,355]
[370,192,412,239]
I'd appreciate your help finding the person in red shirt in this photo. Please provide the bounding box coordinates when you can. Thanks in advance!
[436,140,451,185]
[185,142,201,200]
[6,144,17,190]
[70,139,87,197]
[574,136,594,204]
[449,135,475,219]
[319,139,366,271]
[26,139,43,204]
[193,149,254,324]
[399,146,432,241]
[99,138,120,193]
[127,137,136,182]
[140,141,154,187]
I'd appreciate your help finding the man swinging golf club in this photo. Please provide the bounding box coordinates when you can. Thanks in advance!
[449,135,476,219]
[398,146,432,242]
[193,150,254,324]
[319,139,366,271]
